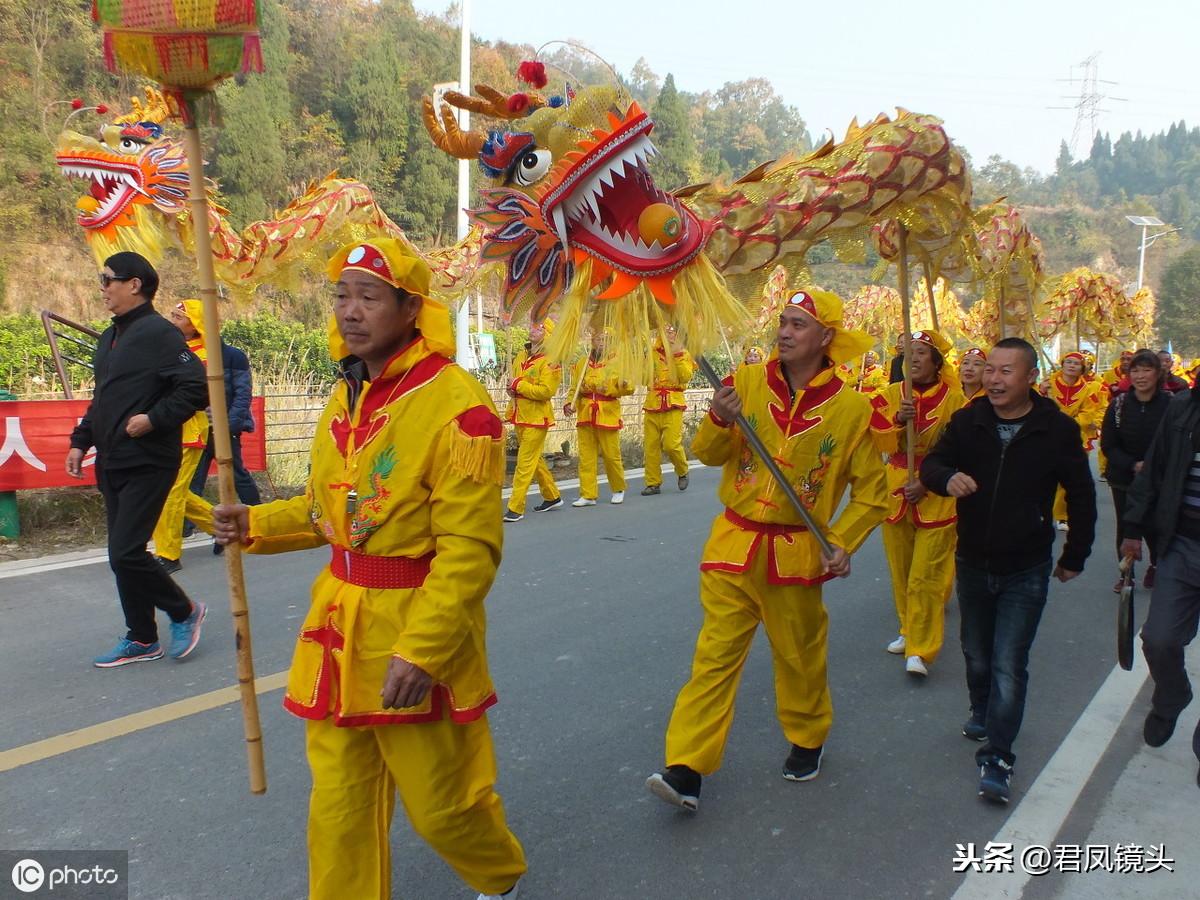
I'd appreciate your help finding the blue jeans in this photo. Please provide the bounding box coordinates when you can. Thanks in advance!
[956,558,1053,767]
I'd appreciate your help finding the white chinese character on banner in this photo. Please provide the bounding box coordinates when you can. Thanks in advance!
[0,416,47,471]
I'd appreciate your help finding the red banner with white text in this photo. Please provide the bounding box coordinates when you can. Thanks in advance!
[0,397,266,491]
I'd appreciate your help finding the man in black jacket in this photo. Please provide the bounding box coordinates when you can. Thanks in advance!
[1121,381,1200,787]
[66,252,209,668]
[922,338,1096,804]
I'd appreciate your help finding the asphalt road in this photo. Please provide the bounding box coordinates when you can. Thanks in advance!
[0,466,1153,899]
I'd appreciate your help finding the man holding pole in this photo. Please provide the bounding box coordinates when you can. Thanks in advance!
[646,288,888,811]
[212,239,526,900]
[504,319,563,522]
[869,329,964,677]
[564,329,632,506]
[641,324,695,496]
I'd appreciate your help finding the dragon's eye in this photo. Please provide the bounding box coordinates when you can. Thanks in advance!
[117,138,143,154]
[513,149,552,186]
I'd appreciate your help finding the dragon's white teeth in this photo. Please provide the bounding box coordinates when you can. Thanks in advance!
[551,206,569,249]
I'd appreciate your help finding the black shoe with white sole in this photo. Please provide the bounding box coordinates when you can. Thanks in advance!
[533,497,563,512]
[782,744,823,782]
[502,510,523,523]
[646,764,701,811]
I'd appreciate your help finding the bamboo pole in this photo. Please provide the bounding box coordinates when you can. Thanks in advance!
[182,115,266,795]
[695,356,835,557]
[1075,309,1082,352]
[897,224,916,483]
[921,258,940,332]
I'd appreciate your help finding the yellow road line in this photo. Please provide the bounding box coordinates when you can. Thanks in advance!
[0,670,290,773]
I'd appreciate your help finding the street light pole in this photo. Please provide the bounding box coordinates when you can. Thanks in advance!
[1137,224,1148,291]
[1125,215,1180,291]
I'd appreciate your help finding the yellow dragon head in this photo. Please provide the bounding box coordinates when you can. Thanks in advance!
[424,69,715,320]
[55,88,190,263]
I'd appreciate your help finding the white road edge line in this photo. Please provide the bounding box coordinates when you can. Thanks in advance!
[952,652,1150,899]
[0,461,708,580]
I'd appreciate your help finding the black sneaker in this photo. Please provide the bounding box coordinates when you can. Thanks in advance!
[962,711,987,742]
[1144,711,1178,748]
[645,764,701,811]
[533,497,563,512]
[502,510,523,523]
[677,473,689,491]
[212,539,224,556]
[155,555,182,575]
[641,484,661,496]
[978,757,1013,804]
[782,744,823,782]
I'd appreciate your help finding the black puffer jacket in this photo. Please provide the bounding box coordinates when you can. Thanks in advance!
[921,391,1097,574]
[1100,389,1172,488]
[1125,384,1200,549]
[70,302,207,470]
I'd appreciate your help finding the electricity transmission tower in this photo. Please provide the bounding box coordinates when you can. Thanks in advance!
[1049,53,1128,156]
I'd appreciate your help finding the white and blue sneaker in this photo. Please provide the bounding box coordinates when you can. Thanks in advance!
[94,638,164,668]
[168,601,207,660]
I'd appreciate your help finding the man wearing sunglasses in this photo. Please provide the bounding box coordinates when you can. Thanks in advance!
[67,252,209,668]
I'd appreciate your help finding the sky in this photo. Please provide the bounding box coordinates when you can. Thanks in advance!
[412,0,1196,175]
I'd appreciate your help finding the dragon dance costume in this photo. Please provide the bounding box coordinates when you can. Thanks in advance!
[663,289,887,774]
[642,343,695,490]
[505,323,562,517]
[869,330,965,667]
[569,350,633,501]
[1046,351,1106,522]
[243,240,525,899]
[150,298,210,563]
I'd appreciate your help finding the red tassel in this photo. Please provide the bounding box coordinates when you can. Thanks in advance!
[102,32,115,72]
[240,33,264,74]
[516,60,547,89]
[506,93,529,113]
[96,104,109,114]
[91,0,98,23]
[71,98,84,110]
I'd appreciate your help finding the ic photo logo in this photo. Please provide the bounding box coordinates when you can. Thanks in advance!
[10,859,44,893]
[6,854,124,896]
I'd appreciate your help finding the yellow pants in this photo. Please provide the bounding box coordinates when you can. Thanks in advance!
[305,715,526,899]
[150,446,204,562]
[664,542,831,774]
[881,517,957,664]
[643,410,687,487]
[508,425,560,515]
[577,426,626,498]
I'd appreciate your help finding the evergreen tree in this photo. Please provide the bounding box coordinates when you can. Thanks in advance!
[648,74,699,191]
[1159,246,1200,354]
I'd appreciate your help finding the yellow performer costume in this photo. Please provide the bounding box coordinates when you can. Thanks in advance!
[642,340,694,490]
[151,299,209,564]
[1046,351,1105,522]
[569,351,632,502]
[869,330,965,667]
[663,289,887,775]
[505,323,562,518]
[243,240,525,899]
[958,347,988,405]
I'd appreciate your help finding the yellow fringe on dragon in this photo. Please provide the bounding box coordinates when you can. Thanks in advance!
[55,87,480,302]
[423,57,975,385]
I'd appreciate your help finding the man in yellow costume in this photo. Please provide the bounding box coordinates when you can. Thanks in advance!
[646,288,887,811]
[1044,350,1105,528]
[504,319,563,522]
[150,299,210,575]
[857,349,888,396]
[869,330,965,677]
[563,329,632,506]
[641,324,695,496]
[1101,350,1133,398]
[212,239,526,900]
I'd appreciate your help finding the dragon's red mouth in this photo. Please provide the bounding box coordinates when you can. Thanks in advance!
[539,108,706,277]
[57,156,144,229]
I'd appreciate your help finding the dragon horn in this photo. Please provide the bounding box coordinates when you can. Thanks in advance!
[422,97,485,160]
